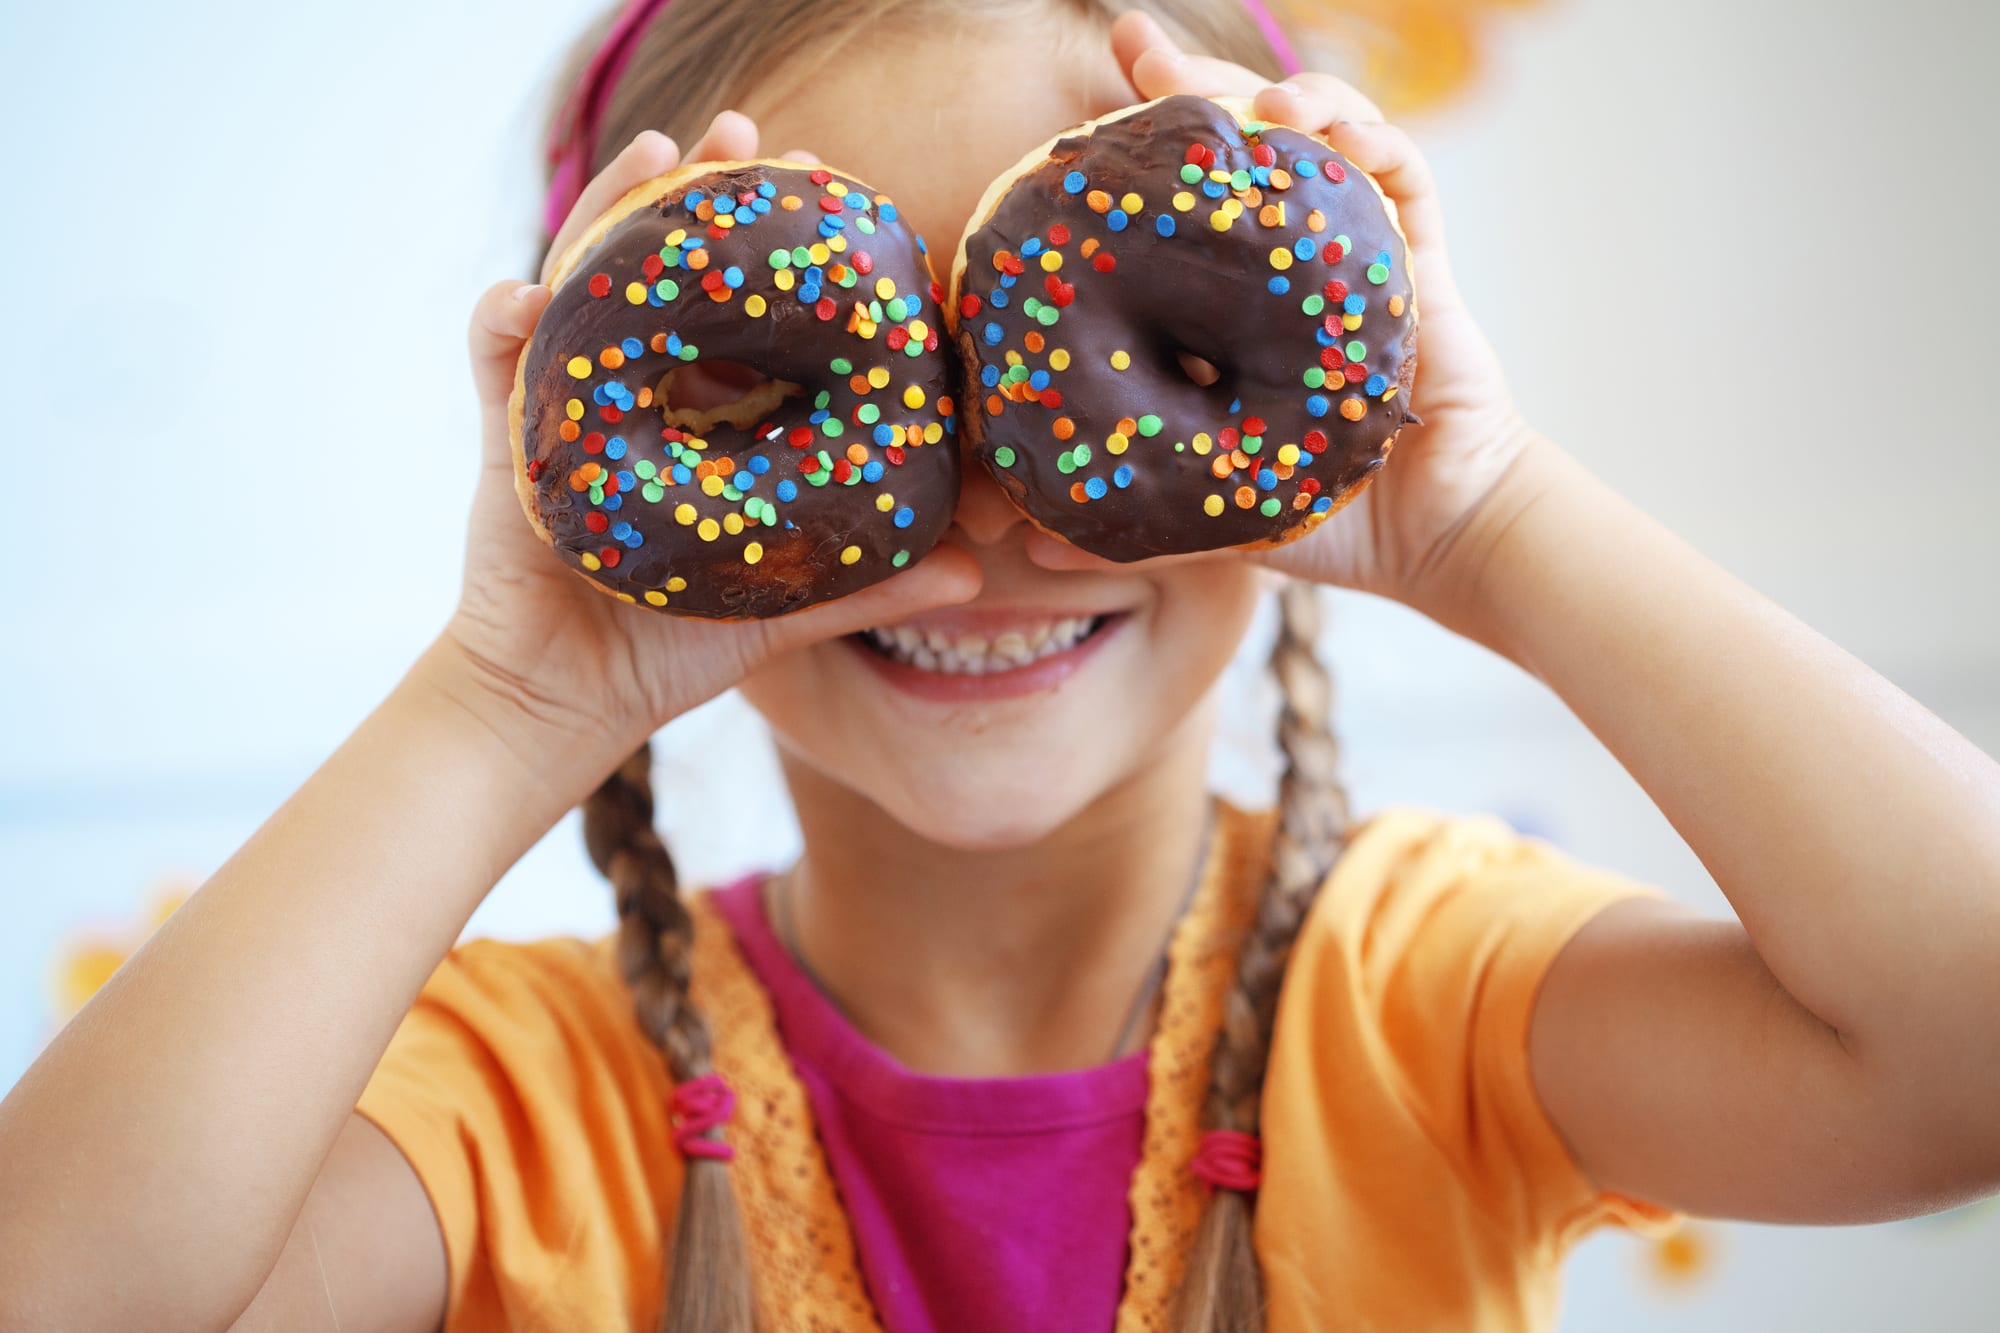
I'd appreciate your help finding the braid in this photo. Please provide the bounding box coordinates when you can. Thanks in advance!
[1174,580,1352,1332]
[582,743,759,1333]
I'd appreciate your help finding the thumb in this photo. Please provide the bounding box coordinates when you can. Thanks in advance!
[471,279,552,478]
[756,545,983,655]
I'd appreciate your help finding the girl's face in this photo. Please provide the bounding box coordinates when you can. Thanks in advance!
[734,17,1266,850]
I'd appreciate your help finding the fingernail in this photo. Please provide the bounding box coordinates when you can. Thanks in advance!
[1273,82,1303,97]
[513,283,549,303]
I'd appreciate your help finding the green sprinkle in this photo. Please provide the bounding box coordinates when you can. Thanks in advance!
[722,485,742,502]
[1174,441,1186,452]
[858,403,881,424]
[1180,163,1203,184]
[1367,263,1391,285]
[676,344,698,362]
[903,340,926,357]
[993,445,1017,467]
[814,390,832,409]
[1136,414,1163,438]
[1057,451,1076,474]
[1035,305,1060,327]
[887,297,909,322]
[1334,234,1352,254]
[1302,294,1325,316]
[1229,169,1252,191]
[791,246,812,267]
[1346,340,1367,361]
[820,417,844,438]
[1304,367,1326,388]
[1242,436,1263,455]
[1022,296,1043,318]
[856,216,877,235]
[891,549,909,567]
[768,249,791,269]
[837,267,858,288]
[634,460,657,480]
[830,357,853,375]
[642,481,664,503]
[1260,497,1283,517]
[655,279,679,301]
[1072,442,1092,466]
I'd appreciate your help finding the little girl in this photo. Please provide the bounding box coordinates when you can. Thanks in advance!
[3,1,1997,1330]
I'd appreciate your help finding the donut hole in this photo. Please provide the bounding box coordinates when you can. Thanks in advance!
[655,360,802,435]
[1175,351,1223,388]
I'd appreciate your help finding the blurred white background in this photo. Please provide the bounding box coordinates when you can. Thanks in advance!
[2,0,1995,1326]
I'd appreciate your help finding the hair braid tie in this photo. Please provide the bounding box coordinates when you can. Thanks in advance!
[1190,1129,1264,1193]
[671,1073,738,1161]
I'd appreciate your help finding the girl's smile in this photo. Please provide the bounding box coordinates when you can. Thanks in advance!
[845,606,1130,700]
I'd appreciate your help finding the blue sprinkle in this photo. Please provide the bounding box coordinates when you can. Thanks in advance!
[1021,237,1043,257]
[893,506,914,529]
[593,384,613,405]
[817,219,840,239]
[1294,159,1319,178]
[984,321,1004,346]
[604,436,627,460]
[915,234,925,252]
[880,203,898,222]
[1201,178,1227,199]
[944,415,957,436]
[981,364,1001,387]
[862,460,884,483]
[685,189,707,207]
[724,266,745,289]
[666,333,683,355]
[748,455,771,475]
[1252,165,1272,186]
[1228,397,1242,414]
[749,197,771,215]
[620,337,643,358]
[1315,327,1338,348]
[625,530,643,549]
[1113,465,1133,489]
[809,409,829,424]
[603,493,623,510]
[1258,468,1278,491]
[993,282,1013,301]
[872,423,897,446]
[616,469,635,489]
[1107,209,1129,232]
[1366,374,1389,395]
[736,472,756,490]
[846,193,867,210]
[1084,476,1107,499]
[1294,238,1317,261]
[1156,215,1177,237]
[1305,394,1330,418]
[681,234,704,250]
[757,180,777,198]
[714,195,736,215]
[1312,495,1334,513]
[612,522,633,540]
[1063,170,1088,193]
[646,287,665,307]
[1268,276,1290,295]
[671,464,692,484]
[805,265,825,282]
[1343,295,1366,317]
[1029,369,1051,391]
[800,285,821,303]
[1376,250,1392,265]
[776,479,798,502]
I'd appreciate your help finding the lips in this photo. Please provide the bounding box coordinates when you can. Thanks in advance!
[844,609,1128,700]
[857,614,1107,675]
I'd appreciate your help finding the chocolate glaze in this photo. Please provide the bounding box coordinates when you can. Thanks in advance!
[957,96,1418,561]
[520,163,960,618]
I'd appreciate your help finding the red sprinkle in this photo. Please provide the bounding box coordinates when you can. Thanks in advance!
[1252,143,1277,167]
[800,456,822,475]
[585,511,609,533]
[788,427,814,448]
[1243,416,1268,436]
[1219,427,1241,449]
[818,196,844,213]
[1303,430,1329,454]
[960,293,983,319]
[929,280,945,304]
[886,326,910,350]
[809,169,832,185]
[601,405,624,423]
[1325,280,1349,302]
[832,458,853,483]
[581,432,605,455]
[587,273,611,298]
[1301,478,1323,494]
[701,271,726,292]
[1325,161,1347,184]
[599,547,621,568]
[1047,223,1071,246]
[1040,389,1064,410]
[1001,255,1026,277]
[526,459,546,482]
[853,251,874,275]
[1344,363,1368,383]
[642,254,664,280]
[814,296,837,321]
[923,331,939,352]
[1321,346,1345,370]
[886,445,907,465]
[1092,253,1116,273]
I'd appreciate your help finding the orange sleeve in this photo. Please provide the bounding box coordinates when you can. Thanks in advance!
[354,936,682,1333]
[1261,808,1680,1299]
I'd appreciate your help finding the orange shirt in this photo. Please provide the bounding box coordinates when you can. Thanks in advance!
[358,803,1678,1330]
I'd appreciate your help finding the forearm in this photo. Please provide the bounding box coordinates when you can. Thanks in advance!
[0,636,634,1329]
[1448,439,2000,1131]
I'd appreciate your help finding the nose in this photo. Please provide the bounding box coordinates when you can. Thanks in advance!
[948,430,1031,547]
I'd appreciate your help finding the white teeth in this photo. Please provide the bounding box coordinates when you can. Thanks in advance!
[861,615,1105,674]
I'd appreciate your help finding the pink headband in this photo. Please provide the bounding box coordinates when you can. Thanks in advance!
[542,0,1306,238]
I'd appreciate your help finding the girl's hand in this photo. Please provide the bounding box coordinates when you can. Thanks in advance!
[449,117,980,753]
[1106,14,1537,625]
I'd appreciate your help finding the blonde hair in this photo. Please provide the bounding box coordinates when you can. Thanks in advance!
[548,5,1352,1329]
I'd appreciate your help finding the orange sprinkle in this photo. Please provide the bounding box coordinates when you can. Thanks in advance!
[651,333,670,353]
[850,374,871,395]
[991,250,1014,272]
[828,264,850,283]
[1210,454,1234,479]
[1053,417,1076,440]
[696,200,716,221]
[1086,189,1112,213]
[716,457,736,476]
[1069,481,1091,503]
[1340,397,1367,422]
[935,395,954,417]
[1243,186,1264,209]
[845,443,869,465]
[695,460,717,479]
[636,387,653,408]
[1080,237,1100,258]
[986,393,1004,416]
[1306,209,1327,233]
[905,424,924,446]
[558,420,580,442]
[581,462,603,482]
[1270,168,1293,191]
[686,249,711,271]
[568,472,589,492]
[780,195,802,210]
[600,347,625,369]
[1024,331,1046,354]
[1234,485,1256,509]
[1116,416,1138,437]
[1230,448,1251,470]
[1293,492,1312,510]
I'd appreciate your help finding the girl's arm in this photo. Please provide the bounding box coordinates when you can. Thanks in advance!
[1460,438,2000,1221]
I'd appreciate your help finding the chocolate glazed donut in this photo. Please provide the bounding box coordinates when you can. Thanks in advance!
[512,161,961,619]
[951,95,1418,561]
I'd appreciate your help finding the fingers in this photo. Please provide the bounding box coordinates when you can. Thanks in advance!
[774,147,822,165]
[539,129,682,284]
[470,280,552,473]
[1131,47,1271,102]
[1111,9,1176,90]
[1321,119,1449,266]
[758,545,984,653]
[1254,72,1386,131]
[681,108,759,167]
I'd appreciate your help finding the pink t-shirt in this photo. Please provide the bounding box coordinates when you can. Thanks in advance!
[709,877,1148,1333]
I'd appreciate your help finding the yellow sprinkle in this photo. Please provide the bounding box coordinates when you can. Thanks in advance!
[565,399,585,420]
[1040,251,1063,272]
[875,277,898,300]
[903,385,926,409]
[666,576,688,592]
[1269,248,1293,271]
[908,319,930,342]
[809,242,831,265]
[876,493,895,512]
[775,269,796,291]
[1203,494,1225,517]
[1004,350,1024,367]
[616,592,636,603]
[701,474,725,497]
[1208,168,1231,183]
[867,366,891,389]
[580,551,602,570]
[1343,313,1363,331]
[840,545,862,565]
[1107,432,1129,455]
[697,518,720,542]
[922,422,943,443]
[722,512,745,535]
[1193,432,1214,455]
[1209,210,1232,232]
[1173,190,1196,212]
[714,213,735,230]
[1049,349,1071,371]
[666,228,687,245]
[743,542,763,565]
[644,590,669,606]
[1110,350,1131,371]
[827,180,848,197]
[566,356,592,379]
[827,234,847,253]
[744,294,768,318]
[625,281,647,304]
[1120,191,1143,214]
[1222,198,1244,219]
[1277,443,1301,466]
[674,503,697,526]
